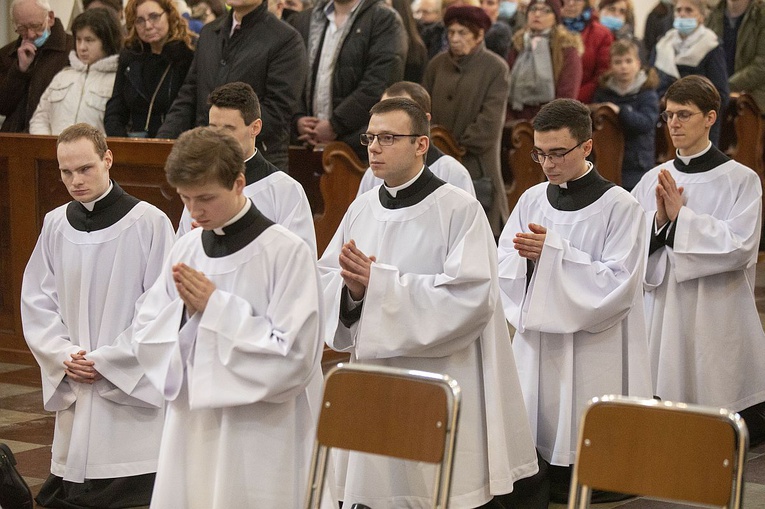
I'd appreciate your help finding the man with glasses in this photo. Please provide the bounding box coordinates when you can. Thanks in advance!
[632,75,765,445]
[498,98,652,502]
[318,97,543,509]
[0,0,73,132]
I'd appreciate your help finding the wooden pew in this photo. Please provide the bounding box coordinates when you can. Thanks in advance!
[731,93,765,176]
[288,145,325,214]
[505,120,545,214]
[314,141,366,257]
[430,124,466,162]
[590,105,624,186]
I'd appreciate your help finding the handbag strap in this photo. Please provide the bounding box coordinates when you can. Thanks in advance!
[144,63,172,132]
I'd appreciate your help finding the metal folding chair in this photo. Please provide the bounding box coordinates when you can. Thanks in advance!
[569,395,749,509]
[304,363,461,509]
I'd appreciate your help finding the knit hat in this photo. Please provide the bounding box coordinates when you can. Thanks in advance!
[527,0,562,23]
[443,5,492,33]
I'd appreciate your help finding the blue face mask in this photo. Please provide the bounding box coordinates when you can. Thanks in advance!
[600,14,624,31]
[673,17,698,35]
[498,1,518,20]
[32,27,50,48]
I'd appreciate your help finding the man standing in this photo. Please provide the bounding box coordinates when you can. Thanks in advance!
[632,75,765,444]
[318,98,540,508]
[21,123,174,507]
[157,0,307,171]
[706,0,765,112]
[498,98,652,500]
[291,0,407,160]
[133,127,326,508]
[177,82,317,257]
[0,0,73,132]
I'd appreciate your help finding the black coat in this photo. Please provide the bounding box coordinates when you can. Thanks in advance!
[104,40,193,138]
[157,1,307,170]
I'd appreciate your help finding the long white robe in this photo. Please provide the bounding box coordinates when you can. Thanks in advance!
[21,200,174,482]
[133,216,326,509]
[631,157,765,411]
[177,170,317,258]
[318,179,538,509]
[498,181,653,466]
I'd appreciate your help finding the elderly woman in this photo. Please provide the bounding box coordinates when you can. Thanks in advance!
[104,0,194,137]
[561,0,613,103]
[506,0,583,120]
[423,5,510,236]
[651,0,728,145]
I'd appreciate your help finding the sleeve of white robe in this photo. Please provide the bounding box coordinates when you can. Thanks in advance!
[667,168,762,283]
[86,211,174,408]
[21,217,82,411]
[267,175,318,259]
[321,198,497,360]
[499,191,647,335]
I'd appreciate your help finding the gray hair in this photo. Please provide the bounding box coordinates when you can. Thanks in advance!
[11,0,53,17]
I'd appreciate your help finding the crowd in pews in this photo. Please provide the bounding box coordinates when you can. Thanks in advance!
[3,0,765,507]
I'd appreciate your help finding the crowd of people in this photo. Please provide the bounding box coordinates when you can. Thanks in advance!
[3,0,765,507]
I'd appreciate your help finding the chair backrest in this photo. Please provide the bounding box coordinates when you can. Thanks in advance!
[304,363,461,509]
[430,124,466,162]
[590,106,624,186]
[569,396,749,509]
[505,120,545,213]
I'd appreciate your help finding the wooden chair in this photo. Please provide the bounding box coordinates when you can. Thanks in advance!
[590,106,624,186]
[430,124,466,162]
[314,142,366,257]
[732,93,765,177]
[304,363,461,509]
[569,395,748,509]
[505,120,545,213]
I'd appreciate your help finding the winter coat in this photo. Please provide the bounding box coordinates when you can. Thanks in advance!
[576,18,614,103]
[30,51,118,135]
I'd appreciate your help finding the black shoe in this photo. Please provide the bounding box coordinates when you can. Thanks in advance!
[0,443,34,509]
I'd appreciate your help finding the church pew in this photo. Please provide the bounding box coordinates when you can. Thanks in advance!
[314,141,366,257]
[430,124,466,162]
[288,145,325,214]
[505,120,545,214]
[731,93,765,177]
[590,105,624,186]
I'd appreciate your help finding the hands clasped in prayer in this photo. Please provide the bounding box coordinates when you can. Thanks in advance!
[173,263,215,316]
[339,240,376,301]
[513,223,547,262]
[64,350,102,384]
[655,169,685,228]
[296,116,337,146]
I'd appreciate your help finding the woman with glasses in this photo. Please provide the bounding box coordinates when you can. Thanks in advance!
[30,8,122,135]
[650,0,728,146]
[104,0,194,138]
[506,0,583,121]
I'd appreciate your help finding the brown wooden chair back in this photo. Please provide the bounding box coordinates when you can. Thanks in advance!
[732,93,765,176]
[569,396,748,509]
[506,121,545,213]
[590,106,624,186]
[430,124,466,162]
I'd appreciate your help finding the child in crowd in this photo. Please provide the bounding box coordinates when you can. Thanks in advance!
[593,38,659,190]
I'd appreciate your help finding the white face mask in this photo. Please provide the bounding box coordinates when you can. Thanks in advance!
[673,16,698,35]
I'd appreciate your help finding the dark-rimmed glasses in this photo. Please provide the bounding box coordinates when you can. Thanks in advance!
[660,110,703,123]
[134,11,166,28]
[360,133,422,146]
[530,140,586,164]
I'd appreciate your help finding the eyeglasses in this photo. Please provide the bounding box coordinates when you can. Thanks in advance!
[660,110,703,123]
[360,133,422,146]
[134,11,166,27]
[14,21,46,35]
[528,5,553,14]
[530,140,586,164]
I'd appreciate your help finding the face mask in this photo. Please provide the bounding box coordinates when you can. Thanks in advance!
[498,1,518,19]
[33,27,50,48]
[673,16,698,35]
[600,14,624,31]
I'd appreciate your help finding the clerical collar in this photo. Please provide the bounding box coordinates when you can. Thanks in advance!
[201,199,275,257]
[384,166,425,197]
[244,149,279,186]
[213,198,251,235]
[558,161,593,189]
[66,181,140,232]
[378,166,446,209]
[546,164,615,211]
[80,181,114,211]
[673,142,730,173]
[426,145,445,166]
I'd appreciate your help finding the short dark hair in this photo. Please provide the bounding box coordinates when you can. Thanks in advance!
[165,127,245,189]
[57,123,109,158]
[71,7,123,57]
[533,98,592,143]
[369,97,430,140]
[207,82,261,125]
[665,75,721,116]
[83,0,123,13]
[384,81,432,113]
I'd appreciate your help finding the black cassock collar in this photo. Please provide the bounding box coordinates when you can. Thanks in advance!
[201,201,274,258]
[378,166,446,209]
[673,144,730,173]
[244,150,280,186]
[546,168,616,211]
[66,181,140,232]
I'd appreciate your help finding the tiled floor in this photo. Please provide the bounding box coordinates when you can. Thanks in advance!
[3,262,765,508]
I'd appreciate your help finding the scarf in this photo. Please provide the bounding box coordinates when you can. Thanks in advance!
[562,7,591,33]
[605,68,647,96]
[653,25,720,79]
[508,29,555,110]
